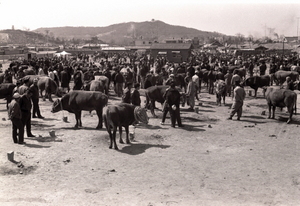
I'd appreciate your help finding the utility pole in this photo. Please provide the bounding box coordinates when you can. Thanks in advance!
[297,17,300,41]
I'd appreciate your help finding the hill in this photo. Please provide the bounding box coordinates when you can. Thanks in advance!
[34,20,226,45]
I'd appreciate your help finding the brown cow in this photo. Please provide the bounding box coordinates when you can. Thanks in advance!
[51,91,108,129]
[265,87,297,124]
[103,103,148,150]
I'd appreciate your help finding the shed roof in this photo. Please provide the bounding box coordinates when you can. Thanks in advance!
[151,43,193,50]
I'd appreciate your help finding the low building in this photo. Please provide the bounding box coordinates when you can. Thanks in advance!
[150,43,193,63]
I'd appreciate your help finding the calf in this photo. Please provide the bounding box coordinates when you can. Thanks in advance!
[103,103,149,150]
[265,87,297,124]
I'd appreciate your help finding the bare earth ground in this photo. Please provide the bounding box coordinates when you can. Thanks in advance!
[0,71,300,205]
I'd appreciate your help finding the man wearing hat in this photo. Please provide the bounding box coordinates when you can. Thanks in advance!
[30,78,44,119]
[7,93,24,144]
[227,80,246,121]
[19,86,36,138]
[163,80,183,128]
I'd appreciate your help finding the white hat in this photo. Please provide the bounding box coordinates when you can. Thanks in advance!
[13,93,21,99]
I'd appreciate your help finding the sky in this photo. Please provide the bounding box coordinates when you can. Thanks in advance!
[0,0,300,38]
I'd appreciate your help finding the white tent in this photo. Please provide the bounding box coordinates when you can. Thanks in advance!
[55,51,71,57]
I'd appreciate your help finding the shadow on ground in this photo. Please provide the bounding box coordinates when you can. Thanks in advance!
[118,143,170,155]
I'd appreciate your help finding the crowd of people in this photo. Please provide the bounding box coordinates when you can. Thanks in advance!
[4,50,300,144]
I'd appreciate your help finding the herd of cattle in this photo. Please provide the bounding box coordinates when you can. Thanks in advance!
[0,64,299,149]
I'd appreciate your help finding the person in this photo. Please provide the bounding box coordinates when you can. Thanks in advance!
[163,81,183,128]
[286,76,294,91]
[19,86,36,137]
[115,69,124,97]
[186,74,196,111]
[259,61,267,76]
[60,67,71,93]
[231,71,242,97]
[122,82,132,103]
[30,78,44,118]
[227,80,246,121]
[131,83,141,106]
[7,93,24,144]
[165,74,176,86]
[192,71,200,101]
[224,70,233,97]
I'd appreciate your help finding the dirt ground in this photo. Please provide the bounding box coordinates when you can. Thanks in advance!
[0,68,300,205]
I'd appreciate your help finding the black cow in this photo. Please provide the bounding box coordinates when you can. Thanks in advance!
[243,75,271,97]
[272,71,299,86]
[265,87,297,124]
[51,91,108,129]
[103,103,149,150]
[0,83,16,107]
[145,85,186,117]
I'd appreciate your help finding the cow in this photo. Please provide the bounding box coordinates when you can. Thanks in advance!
[232,67,246,79]
[21,75,61,102]
[51,91,108,129]
[94,75,109,95]
[103,103,149,150]
[0,83,16,107]
[243,75,271,97]
[83,79,105,93]
[265,87,297,124]
[145,85,186,117]
[37,76,62,102]
[214,80,226,106]
[272,70,299,86]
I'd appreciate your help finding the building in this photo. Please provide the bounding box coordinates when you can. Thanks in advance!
[150,43,193,63]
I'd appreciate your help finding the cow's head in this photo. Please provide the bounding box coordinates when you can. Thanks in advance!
[134,107,149,125]
[51,99,62,113]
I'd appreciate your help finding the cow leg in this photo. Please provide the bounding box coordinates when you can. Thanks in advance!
[150,101,157,118]
[96,109,103,129]
[267,104,272,119]
[271,106,276,119]
[74,112,80,128]
[124,126,130,144]
[113,126,119,150]
[287,107,293,124]
[254,89,258,98]
[78,111,82,127]
[119,126,124,144]
[222,94,226,105]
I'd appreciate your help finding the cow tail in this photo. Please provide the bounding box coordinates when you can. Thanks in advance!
[104,108,112,130]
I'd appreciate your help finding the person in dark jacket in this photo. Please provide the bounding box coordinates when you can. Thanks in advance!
[115,70,125,97]
[122,82,132,103]
[286,76,295,91]
[163,81,183,128]
[131,83,141,106]
[30,78,44,118]
[60,67,71,93]
[7,93,24,144]
[18,79,35,138]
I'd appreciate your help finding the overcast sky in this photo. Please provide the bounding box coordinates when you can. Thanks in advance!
[0,0,300,38]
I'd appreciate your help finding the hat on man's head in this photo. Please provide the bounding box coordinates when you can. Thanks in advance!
[13,92,21,99]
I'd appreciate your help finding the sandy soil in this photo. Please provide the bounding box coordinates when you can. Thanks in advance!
[0,75,300,206]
